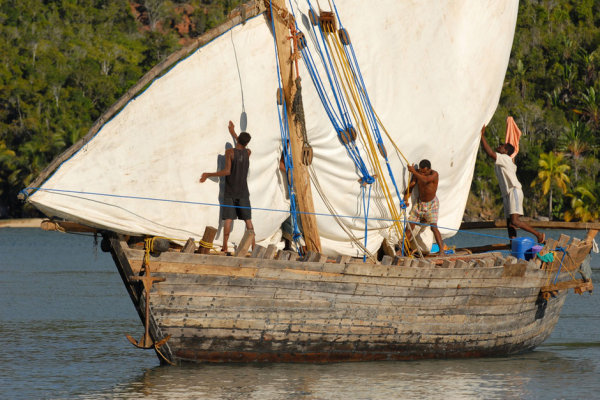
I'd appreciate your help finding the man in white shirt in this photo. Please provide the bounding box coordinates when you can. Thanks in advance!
[480,125,545,244]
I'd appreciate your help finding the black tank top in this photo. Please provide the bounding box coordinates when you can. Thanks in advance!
[225,148,249,197]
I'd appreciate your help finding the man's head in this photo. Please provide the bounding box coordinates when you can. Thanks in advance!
[419,159,431,172]
[238,132,251,147]
[496,143,515,156]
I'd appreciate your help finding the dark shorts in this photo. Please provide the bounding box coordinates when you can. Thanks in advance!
[221,196,252,221]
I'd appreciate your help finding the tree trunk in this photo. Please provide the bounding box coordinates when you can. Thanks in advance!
[548,188,553,220]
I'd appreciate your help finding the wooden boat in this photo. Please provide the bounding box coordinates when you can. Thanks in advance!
[25,0,597,364]
[86,229,594,364]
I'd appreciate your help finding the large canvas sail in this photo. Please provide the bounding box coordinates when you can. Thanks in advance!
[28,0,519,256]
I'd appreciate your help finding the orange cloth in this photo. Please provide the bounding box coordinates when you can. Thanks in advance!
[504,116,522,159]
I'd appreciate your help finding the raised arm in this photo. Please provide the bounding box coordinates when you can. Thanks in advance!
[407,164,437,183]
[480,125,497,160]
[228,120,238,144]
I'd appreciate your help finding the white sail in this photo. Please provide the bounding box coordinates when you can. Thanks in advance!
[29,0,519,255]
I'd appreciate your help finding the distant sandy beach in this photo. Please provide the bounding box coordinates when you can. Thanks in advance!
[0,218,43,228]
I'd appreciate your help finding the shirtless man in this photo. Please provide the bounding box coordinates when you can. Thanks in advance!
[200,121,254,253]
[403,159,444,254]
[480,125,545,243]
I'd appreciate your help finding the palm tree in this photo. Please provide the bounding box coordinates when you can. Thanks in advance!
[564,185,598,222]
[559,121,590,181]
[531,152,570,219]
[578,87,600,130]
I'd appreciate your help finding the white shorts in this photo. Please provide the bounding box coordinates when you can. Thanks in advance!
[503,187,524,218]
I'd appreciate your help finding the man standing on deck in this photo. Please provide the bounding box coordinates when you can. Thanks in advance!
[480,124,545,243]
[403,159,445,255]
[200,121,254,253]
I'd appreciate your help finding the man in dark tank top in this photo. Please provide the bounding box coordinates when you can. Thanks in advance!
[200,121,254,253]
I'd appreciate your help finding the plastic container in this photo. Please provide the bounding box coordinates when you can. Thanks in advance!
[511,237,535,260]
[525,244,543,261]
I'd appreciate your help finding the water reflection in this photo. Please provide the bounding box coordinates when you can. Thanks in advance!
[81,350,596,400]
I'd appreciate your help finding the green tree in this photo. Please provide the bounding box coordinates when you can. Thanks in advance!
[531,152,571,219]
[564,184,598,222]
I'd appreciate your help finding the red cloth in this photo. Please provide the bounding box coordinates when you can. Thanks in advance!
[504,116,522,159]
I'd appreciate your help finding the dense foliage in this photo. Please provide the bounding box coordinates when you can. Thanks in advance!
[0,1,598,221]
[469,0,600,221]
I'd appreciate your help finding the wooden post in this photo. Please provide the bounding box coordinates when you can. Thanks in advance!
[235,229,255,257]
[270,0,321,253]
[585,229,598,243]
[181,238,196,253]
[197,226,217,254]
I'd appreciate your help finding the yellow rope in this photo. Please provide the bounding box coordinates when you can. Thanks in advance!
[198,240,214,249]
[324,30,409,246]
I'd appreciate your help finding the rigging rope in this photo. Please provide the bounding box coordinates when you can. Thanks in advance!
[24,186,524,245]
[289,0,417,255]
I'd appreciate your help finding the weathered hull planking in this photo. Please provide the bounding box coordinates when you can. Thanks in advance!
[105,233,593,364]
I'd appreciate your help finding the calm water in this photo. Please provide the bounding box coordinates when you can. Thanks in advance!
[1,228,599,400]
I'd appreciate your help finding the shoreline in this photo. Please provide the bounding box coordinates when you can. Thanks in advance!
[0,218,44,228]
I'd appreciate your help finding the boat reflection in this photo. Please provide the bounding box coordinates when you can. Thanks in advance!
[90,349,594,400]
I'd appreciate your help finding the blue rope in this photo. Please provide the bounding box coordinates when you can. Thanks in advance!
[24,186,520,243]
[289,0,374,184]
[552,246,568,285]
[361,184,372,262]
[329,1,405,208]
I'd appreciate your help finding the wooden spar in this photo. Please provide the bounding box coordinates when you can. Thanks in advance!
[461,219,600,231]
[20,0,267,200]
[40,219,97,233]
[270,0,321,253]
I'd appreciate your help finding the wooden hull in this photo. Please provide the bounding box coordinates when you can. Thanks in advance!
[107,235,593,364]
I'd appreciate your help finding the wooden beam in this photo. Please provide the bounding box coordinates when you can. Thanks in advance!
[541,279,593,293]
[271,0,321,253]
[40,219,97,233]
[461,219,600,230]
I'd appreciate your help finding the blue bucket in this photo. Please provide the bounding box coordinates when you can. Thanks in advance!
[511,237,535,260]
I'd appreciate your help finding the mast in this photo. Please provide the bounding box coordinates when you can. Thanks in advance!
[270,0,322,252]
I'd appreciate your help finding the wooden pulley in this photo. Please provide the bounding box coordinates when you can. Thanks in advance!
[296,32,307,51]
[309,9,319,26]
[302,143,313,165]
[276,87,285,105]
[338,126,357,145]
[338,28,350,45]
[377,142,387,158]
[319,11,336,32]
